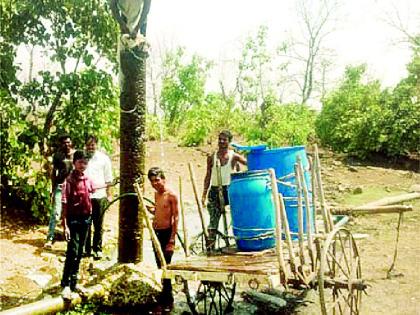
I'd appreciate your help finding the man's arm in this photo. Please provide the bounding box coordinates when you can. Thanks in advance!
[61,181,70,241]
[166,193,179,252]
[104,155,114,202]
[232,152,247,170]
[201,154,213,205]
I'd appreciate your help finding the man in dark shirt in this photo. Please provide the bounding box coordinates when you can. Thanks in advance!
[45,134,75,249]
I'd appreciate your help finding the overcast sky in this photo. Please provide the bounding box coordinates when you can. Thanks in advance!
[146,0,419,90]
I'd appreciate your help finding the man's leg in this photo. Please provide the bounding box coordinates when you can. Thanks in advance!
[92,198,107,257]
[69,218,91,290]
[46,187,62,245]
[61,220,78,288]
[207,188,221,251]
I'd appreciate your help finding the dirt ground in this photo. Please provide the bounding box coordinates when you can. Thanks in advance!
[0,141,419,314]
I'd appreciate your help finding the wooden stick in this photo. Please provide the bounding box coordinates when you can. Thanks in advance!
[355,193,420,208]
[278,193,298,274]
[188,163,209,240]
[179,176,190,257]
[297,158,316,271]
[313,144,333,232]
[269,168,289,284]
[134,183,166,269]
[216,159,230,246]
[332,205,413,215]
[294,163,306,267]
[308,156,319,234]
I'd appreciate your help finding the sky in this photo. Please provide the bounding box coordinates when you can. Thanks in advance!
[146,0,419,96]
[15,0,419,107]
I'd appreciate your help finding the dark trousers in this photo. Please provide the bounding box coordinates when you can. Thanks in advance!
[85,198,107,254]
[153,228,174,304]
[61,216,91,289]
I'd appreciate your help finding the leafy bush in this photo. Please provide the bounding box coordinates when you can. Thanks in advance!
[316,61,419,158]
[146,114,166,141]
[316,65,385,157]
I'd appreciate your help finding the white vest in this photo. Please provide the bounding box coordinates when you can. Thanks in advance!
[210,150,234,186]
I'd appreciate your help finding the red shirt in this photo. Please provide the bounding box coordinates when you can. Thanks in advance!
[62,170,95,217]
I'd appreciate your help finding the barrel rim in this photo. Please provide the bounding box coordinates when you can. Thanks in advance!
[249,145,306,154]
[231,169,271,180]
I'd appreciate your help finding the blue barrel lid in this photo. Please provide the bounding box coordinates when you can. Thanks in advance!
[231,143,267,151]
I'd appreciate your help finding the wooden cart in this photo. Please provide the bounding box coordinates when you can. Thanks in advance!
[136,147,367,315]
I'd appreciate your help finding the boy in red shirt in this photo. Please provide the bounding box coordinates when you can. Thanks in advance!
[60,150,95,299]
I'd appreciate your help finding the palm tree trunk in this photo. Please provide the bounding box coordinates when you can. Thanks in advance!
[118,44,146,263]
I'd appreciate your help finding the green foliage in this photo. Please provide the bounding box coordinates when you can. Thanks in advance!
[237,101,316,147]
[316,65,385,157]
[160,47,211,132]
[381,52,420,156]
[1,0,120,221]
[316,60,420,158]
[146,114,166,141]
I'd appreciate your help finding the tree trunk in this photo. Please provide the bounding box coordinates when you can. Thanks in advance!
[118,44,146,263]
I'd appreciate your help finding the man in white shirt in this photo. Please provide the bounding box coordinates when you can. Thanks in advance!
[84,135,113,260]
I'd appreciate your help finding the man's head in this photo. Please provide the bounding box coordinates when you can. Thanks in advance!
[147,167,166,192]
[73,150,89,173]
[85,135,98,157]
[58,134,72,154]
[218,130,232,150]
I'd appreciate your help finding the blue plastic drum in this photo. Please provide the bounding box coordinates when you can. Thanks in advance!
[247,146,314,236]
[228,170,276,251]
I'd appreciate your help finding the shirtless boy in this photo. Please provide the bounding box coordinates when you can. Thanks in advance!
[147,167,179,306]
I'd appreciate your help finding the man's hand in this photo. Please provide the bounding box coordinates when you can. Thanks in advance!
[64,226,70,242]
[165,240,175,252]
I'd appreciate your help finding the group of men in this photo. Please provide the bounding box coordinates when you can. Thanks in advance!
[49,130,246,305]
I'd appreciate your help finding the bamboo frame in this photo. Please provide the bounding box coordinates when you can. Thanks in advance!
[294,163,306,267]
[313,144,334,232]
[269,168,289,284]
[278,193,297,273]
[134,183,166,269]
[179,176,190,257]
[297,157,316,271]
[188,162,209,240]
[308,156,319,234]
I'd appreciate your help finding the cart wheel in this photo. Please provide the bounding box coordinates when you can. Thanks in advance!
[318,227,363,315]
[183,280,236,315]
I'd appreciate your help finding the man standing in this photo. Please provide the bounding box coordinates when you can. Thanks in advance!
[45,134,74,249]
[84,135,113,260]
[147,167,179,307]
[201,130,247,251]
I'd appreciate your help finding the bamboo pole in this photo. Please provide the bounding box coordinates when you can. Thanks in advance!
[308,156,319,234]
[269,168,289,284]
[216,159,230,246]
[188,163,209,240]
[313,144,334,232]
[179,176,190,257]
[331,205,413,215]
[0,296,82,315]
[134,183,166,269]
[297,158,316,271]
[294,163,306,267]
[355,193,420,208]
[278,193,298,274]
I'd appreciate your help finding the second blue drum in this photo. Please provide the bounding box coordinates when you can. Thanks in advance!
[228,170,276,251]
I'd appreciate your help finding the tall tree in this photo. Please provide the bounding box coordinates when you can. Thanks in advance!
[287,0,339,104]
[110,0,151,263]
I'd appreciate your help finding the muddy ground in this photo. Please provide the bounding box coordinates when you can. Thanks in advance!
[0,141,419,314]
